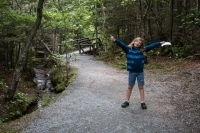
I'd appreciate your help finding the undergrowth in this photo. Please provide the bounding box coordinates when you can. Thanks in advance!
[98,48,200,74]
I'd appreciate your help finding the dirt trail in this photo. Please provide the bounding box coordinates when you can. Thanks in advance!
[21,54,199,133]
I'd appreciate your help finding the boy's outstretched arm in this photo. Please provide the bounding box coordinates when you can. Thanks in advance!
[110,35,129,53]
[144,41,165,52]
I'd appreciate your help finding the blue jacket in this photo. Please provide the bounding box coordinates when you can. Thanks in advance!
[115,40,161,72]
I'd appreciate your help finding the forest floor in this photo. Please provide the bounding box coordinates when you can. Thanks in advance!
[0,53,200,133]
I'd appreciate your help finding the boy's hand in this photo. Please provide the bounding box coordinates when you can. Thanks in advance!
[110,35,116,42]
[160,41,165,44]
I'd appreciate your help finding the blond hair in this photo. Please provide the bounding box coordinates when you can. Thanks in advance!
[128,37,144,49]
[128,37,147,56]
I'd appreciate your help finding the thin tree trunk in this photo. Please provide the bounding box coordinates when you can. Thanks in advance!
[101,4,107,52]
[6,43,9,69]
[23,47,29,72]
[148,16,153,41]
[10,42,15,68]
[52,28,58,54]
[52,30,55,53]
[139,0,145,40]
[95,4,98,46]
[5,0,44,101]
[143,0,151,40]
[15,42,21,66]
[145,0,164,34]
[170,0,174,41]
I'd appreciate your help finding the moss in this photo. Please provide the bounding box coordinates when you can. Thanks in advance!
[52,66,77,93]
[55,84,65,93]
[41,95,51,107]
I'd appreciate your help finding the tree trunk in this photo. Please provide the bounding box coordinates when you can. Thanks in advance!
[148,14,153,41]
[95,4,98,42]
[170,0,174,41]
[55,30,58,54]
[52,28,58,54]
[15,42,21,65]
[101,4,107,52]
[139,0,145,40]
[6,43,9,69]
[143,0,151,41]
[5,0,45,101]
[10,43,15,69]
[23,47,29,72]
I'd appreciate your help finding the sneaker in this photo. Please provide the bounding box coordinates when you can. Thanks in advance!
[121,101,129,108]
[141,103,147,109]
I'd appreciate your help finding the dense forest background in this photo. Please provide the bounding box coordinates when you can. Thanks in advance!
[0,0,200,122]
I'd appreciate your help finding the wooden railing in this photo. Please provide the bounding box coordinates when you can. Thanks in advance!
[34,38,103,58]
[72,38,102,56]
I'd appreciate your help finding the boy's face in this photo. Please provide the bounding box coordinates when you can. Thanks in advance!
[134,40,142,48]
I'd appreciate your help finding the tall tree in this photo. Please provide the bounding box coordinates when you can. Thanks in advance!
[5,0,45,101]
[170,0,174,41]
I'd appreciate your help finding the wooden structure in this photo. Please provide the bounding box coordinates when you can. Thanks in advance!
[34,47,45,58]
[34,38,102,58]
[35,46,53,58]
[72,38,102,56]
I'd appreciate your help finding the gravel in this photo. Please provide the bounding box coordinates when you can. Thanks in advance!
[22,53,200,133]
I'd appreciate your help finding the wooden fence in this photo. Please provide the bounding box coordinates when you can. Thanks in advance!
[72,38,102,56]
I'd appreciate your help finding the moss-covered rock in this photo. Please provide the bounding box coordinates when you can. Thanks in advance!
[52,66,77,93]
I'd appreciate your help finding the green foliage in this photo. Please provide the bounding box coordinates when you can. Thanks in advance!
[98,48,126,69]
[54,83,65,93]
[52,66,77,93]
[1,0,200,62]
[0,0,6,4]
[145,62,167,70]
[61,40,75,52]
[171,44,195,58]
[179,9,200,30]
[154,71,181,76]
[51,66,65,93]
[69,53,78,61]
[121,0,136,6]
[0,79,8,93]
[41,95,51,107]
[41,0,95,40]
[7,92,28,120]
[48,54,65,67]
[49,54,62,61]
[0,90,37,122]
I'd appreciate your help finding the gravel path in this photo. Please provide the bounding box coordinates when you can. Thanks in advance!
[22,53,199,133]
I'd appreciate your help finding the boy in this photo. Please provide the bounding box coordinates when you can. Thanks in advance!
[110,35,165,109]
